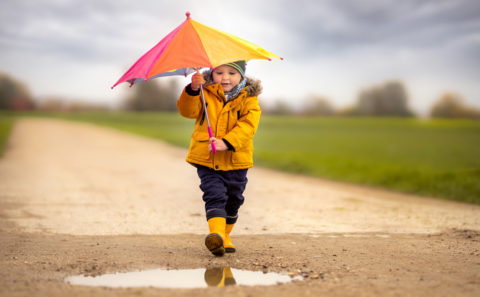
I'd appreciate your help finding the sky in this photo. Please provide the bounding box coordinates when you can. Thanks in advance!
[1,0,479,114]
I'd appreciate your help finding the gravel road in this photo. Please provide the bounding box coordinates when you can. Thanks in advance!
[1,118,479,297]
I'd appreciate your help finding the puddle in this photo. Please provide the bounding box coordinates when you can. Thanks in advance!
[66,267,302,289]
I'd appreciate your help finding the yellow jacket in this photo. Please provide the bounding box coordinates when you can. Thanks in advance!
[177,71,262,171]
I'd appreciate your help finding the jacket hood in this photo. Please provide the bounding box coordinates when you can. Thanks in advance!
[202,69,262,97]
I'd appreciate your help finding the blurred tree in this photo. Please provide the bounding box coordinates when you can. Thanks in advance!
[0,72,35,110]
[258,100,269,113]
[337,106,357,116]
[36,96,110,112]
[123,79,179,111]
[268,99,295,115]
[354,81,414,117]
[65,101,109,112]
[301,95,335,116]
[430,92,480,119]
[36,97,66,111]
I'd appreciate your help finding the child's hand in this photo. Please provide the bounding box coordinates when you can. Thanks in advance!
[209,137,228,152]
[191,72,205,91]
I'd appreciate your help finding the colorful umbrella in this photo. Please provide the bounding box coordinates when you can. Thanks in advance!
[111,12,282,153]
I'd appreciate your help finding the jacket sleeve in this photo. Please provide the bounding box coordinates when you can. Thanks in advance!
[177,84,203,119]
[223,96,261,151]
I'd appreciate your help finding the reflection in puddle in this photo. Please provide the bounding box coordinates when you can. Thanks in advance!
[66,267,301,289]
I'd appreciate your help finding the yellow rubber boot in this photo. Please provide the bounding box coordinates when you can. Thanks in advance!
[224,224,236,253]
[204,267,236,287]
[223,267,237,285]
[204,267,225,287]
[205,217,226,256]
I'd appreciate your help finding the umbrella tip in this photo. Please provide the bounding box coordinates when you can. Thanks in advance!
[186,12,191,19]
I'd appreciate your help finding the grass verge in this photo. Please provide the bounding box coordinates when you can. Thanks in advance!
[0,113,14,157]
[4,111,480,204]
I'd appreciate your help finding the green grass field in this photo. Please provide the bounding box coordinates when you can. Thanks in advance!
[255,116,480,204]
[0,115,14,157]
[2,111,480,204]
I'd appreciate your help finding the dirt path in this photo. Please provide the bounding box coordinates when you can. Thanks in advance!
[1,118,479,297]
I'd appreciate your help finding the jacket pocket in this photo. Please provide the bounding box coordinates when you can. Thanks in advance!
[189,131,211,160]
[231,142,253,165]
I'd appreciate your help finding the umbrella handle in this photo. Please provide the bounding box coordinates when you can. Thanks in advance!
[199,83,216,154]
[207,126,217,154]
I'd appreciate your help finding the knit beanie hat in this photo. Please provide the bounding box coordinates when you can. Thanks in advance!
[224,60,246,78]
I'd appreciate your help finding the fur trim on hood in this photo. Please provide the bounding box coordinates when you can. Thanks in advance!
[202,69,262,97]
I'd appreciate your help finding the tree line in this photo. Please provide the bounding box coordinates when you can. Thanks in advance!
[0,72,35,110]
[264,80,480,119]
[1,72,479,119]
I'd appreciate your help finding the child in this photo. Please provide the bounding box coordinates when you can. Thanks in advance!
[177,61,262,256]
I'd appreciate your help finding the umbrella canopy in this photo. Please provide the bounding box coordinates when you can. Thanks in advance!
[111,12,281,89]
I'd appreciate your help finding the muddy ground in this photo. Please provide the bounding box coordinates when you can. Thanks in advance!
[1,230,479,297]
[1,118,479,297]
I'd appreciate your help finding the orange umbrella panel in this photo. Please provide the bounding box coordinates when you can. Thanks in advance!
[111,13,281,89]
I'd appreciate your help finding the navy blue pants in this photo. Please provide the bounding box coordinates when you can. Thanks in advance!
[196,165,248,224]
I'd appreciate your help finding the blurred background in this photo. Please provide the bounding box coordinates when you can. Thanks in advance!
[1,0,479,116]
[1,0,479,203]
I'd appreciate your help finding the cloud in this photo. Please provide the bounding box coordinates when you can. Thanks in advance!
[258,0,480,111]
[0,0,479,112]
[268,0,480,54]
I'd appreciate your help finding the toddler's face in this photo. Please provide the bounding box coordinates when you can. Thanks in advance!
[212,65,242,92]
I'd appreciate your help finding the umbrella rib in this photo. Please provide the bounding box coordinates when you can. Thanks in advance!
[144,20,189,81]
